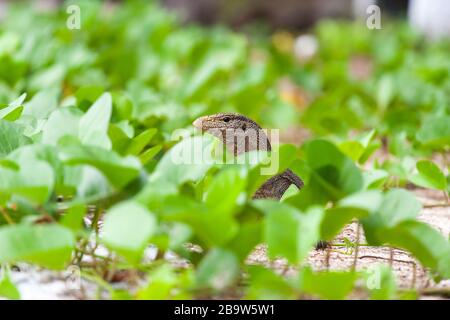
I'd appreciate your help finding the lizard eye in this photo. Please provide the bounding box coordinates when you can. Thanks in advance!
[223,117,230,123]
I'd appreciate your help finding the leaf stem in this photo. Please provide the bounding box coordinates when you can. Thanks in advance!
[352,223,361,271]
[0,207,15,224]
[80,271,114,296]
[423,203,449,208]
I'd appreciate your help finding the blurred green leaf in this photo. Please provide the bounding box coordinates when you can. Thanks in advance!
[377,76,395,110]
[416,116,450,149]
[103,201,157,264]
[196,248,239,291]
[0,270,20,300]
[205,167,247,216]
[410,160,447,191]
[42,107,82,145]
[377,221,450,278]
[256,201,323,264]
[365,264,397,300]
[60,144,141,188]
[0,93,26,121]
[149,135,216,189]
[79,93,112,149]
[60,203,86,232]
[305,139,363,197]
[0,120,31,157]
[0,160,54,204]
[246,266,296,299]
[362,189,421,240]
[0,224,74,269]
[298,267,357,300]
[23,89,59,120]
[125,128,157,156]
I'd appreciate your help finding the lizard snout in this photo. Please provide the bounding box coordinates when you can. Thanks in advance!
[192,117,206,131]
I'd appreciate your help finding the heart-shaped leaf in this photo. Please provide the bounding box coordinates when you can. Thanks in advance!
[410,160,447,191]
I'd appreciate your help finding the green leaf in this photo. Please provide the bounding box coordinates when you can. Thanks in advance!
[7,144,65,193]
[226,220,262,261]
[111,92,134,121]
[168,223,193,251]
[23,89,59,119]
[416,116,450,149]
[139,145,162,164]
[137,265,183,300]
[362,169,389,189]
[362,189,422,244]
[376,189,421,228]
[339,190,384,212]
[149,135,216,188]
[185,47,243,99]
[109,123,132,153]
[42,107,82,145]
[304,139,363,200]
[75,85,104,110]
[274,143,299,172]
[28,65,65,92]
[138,265,193,300]
[338,130,378,163]
[0,160,54,204]
[79,93,112,149]
[60,203,86,232]
[144,191,239,247]
[102,201,157,264]
[205,167,247,216]
[338,141,364,162]
[377,76,394,110]
[196,248,239,290]
[0,120,31,157]
[376,221,450,278]
[298,267,357,300]
[196,198,240,246]
[60,144,141,188]
[258,201,323,264]
[0,270,20,300]
[125,128,157,155]
[365,264,397,300]
[0,224,74,269]
[410,160,447,191]
[0,93,26,121]
[321,207,369,241]
[246,266,296,299]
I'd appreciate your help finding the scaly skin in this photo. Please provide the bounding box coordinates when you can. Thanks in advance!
[193,112,329,250]
[193,112,303,199]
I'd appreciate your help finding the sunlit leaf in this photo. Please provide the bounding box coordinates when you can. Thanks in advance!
[103,201,157,263]
[0,224,74,269]
[196,248,239,290]
[79,93,113,149]
[298,267,356,300]
[410,160,447,191]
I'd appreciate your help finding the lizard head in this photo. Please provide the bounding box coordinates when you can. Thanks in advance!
[193,112,261,132]
[192,112,271,154]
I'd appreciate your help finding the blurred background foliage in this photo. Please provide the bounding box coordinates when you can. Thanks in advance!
[0,0,449,300]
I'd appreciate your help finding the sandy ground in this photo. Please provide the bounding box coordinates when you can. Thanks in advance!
[3,188,449,300]
[247,188,450,299]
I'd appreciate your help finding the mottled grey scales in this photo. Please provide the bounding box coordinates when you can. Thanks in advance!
[193,112,303,200]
